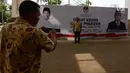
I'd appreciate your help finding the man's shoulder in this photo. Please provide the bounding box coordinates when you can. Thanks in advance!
[2,22,20,30]
[120,21,125,25]
[2,22,36,33]
[74,21,81,24]
[109,21,115,24]
[2,22,12,30]
[73,21,76,23]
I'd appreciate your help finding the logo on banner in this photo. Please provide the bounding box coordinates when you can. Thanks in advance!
[83,6,89,13]
[80,6,90,17]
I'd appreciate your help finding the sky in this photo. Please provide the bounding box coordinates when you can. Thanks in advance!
[7,0,125,7]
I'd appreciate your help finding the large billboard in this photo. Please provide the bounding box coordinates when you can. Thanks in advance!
[37,5,128,38]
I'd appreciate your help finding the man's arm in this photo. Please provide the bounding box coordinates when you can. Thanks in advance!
[73,23,75,32]
[121,22,127,31]
[41,26,60,33]
[36,28,57,53]
[107,22,112,32]
[80,23,82,32]
[0,26,6,73]
[41,26,52,33]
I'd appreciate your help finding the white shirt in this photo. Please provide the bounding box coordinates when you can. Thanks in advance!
[116,21,120,26]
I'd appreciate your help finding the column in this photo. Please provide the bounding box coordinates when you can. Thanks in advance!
[12,0,24,18]
[125,0,130,19]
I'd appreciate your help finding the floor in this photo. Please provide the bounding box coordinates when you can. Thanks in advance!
[41,39,130,73]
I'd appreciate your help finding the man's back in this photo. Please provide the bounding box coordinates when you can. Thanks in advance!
[0,18,55,73]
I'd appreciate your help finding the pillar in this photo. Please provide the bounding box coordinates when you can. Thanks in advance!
[12,0,24,18]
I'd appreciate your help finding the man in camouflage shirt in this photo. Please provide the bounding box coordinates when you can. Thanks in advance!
[0,1,57,73]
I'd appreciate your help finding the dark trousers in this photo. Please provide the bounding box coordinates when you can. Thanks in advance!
[74,31,81,43]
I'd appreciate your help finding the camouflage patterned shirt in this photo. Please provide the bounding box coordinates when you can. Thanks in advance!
[0,17,55,73]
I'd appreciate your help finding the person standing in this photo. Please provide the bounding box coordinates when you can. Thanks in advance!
[73,17,82,44]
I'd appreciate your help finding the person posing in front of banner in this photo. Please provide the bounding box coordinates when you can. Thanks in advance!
[73,17,82,44]
[107,10,127,32]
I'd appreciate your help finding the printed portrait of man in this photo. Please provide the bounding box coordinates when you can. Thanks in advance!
[43,7,51,20]
[107,10,127,32]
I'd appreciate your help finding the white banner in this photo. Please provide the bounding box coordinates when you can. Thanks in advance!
[37,5,128,38]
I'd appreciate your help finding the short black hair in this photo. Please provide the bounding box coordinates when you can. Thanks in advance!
[43,7,51,15]
[19,0,40,16]
[114,10,121,17]
[83,7,88,10]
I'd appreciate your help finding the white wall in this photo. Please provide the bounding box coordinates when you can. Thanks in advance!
[125,0,130,19]
[12,0,24,18]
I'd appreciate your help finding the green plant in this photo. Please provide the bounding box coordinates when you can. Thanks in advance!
[79,0,92,6]
[37,0,62,5]
[0,1,12,24]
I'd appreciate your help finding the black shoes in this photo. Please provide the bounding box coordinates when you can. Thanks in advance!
[74,41,80,44]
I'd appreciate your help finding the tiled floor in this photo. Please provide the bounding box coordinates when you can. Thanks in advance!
[42,40,130,73]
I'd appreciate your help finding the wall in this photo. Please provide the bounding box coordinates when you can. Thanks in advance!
[128,20,130,35]
[12,0,24,18]
[125,0,130,19]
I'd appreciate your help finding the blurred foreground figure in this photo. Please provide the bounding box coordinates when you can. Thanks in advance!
[0,1,57,73]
